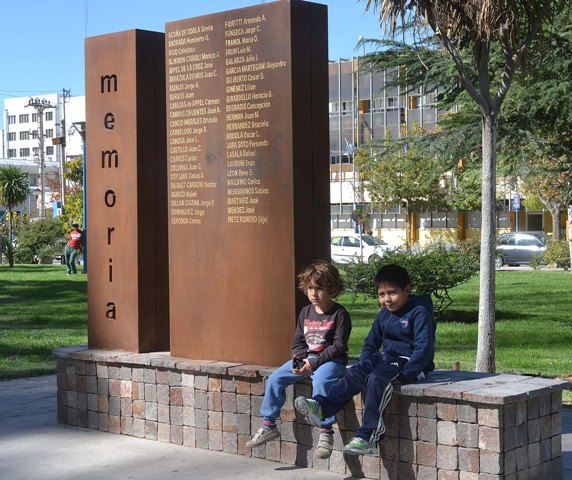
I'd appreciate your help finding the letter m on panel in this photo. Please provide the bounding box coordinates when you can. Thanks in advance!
[101,74,118,93]
[102,150,119,168]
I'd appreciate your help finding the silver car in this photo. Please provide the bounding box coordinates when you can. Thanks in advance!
[331,234,391,263]
[495,232,547,268]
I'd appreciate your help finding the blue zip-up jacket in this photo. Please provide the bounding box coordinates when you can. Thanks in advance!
[359,294,435,382]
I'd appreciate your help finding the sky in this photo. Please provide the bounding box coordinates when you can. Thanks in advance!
[0,0,385,130]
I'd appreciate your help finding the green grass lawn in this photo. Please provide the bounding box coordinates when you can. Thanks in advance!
[1,265,571,397]
[0,264,87,379]
[341,269,572,380]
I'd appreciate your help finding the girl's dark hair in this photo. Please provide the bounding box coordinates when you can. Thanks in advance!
[298,260,344,298]
[374,264,411,290]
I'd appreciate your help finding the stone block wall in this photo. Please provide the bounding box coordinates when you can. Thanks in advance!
[55,348,570,480]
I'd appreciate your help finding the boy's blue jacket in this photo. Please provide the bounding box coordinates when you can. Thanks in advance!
[359,294,435,382]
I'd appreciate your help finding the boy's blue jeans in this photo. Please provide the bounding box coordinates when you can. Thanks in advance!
[261,357,345,428]
[314,352,404,444]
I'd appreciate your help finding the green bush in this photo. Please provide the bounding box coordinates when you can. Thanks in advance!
[340,240,480,317]
[13,245,34,264]
[542,240,571,271]
[457,237,481,261]
[14,217,66,264]
[529,254,543,270]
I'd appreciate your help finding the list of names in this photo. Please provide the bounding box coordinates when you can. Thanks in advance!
[167,12,288,226]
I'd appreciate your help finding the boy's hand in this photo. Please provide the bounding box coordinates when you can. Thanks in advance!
[293,358,313,377]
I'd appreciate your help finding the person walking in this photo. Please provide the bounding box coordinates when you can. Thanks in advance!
[64,222,83,275]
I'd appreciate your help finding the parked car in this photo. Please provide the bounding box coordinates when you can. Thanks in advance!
[331,234,391,263]
[495,232,548,268]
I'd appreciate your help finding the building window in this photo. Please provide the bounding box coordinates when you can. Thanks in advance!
[45,129,54,138]
[20,131,30,140]
[19,114,29,123]
[387,97,398,108]
[329,102,339,114]
[373,97,384,111]
[29,174,39,186]
[46,146,54,155]
[33,147,39,156]
[409,95,421,109]
[19,148,30,157]
[8,115,16,124]
[32,113,39,122]
[359,99,371,114]
[8,149,16,158]
[425,92,438,107]
[31,130,39,139]
[8,132,16,141]
[45,111,53,121]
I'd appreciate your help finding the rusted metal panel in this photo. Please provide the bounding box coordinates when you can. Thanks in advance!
[85,29,169,352]
[166,1,328,365]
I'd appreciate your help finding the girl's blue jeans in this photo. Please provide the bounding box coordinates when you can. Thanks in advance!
[260,357,345,428]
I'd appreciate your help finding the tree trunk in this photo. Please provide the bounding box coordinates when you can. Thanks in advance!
[568,206,572,270]
[537,195,562,240]
[551,206,561,240]
[7,207,14,268]
[476,113,497,373]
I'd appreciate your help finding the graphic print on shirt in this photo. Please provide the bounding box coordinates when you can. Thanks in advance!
[68,231,82,249]
[304,318,335,352]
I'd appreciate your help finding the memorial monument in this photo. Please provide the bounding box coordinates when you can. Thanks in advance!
[85,30,170,352]
[84,0,329,365]
[166,1,329,365]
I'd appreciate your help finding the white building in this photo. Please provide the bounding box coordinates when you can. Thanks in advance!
[1,93,85,216]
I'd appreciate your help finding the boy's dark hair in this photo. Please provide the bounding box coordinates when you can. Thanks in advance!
[374,263,411,290]
[298,260,344,298]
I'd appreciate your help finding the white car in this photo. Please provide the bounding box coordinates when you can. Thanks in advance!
[331,234,391,263]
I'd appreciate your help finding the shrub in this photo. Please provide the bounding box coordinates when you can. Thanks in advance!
[14,217,66,264]
[457,237,481,261]
[13,245,34,264]
[336,260,375,300]
[529,254,543,270]
[542,240,571,271]
[340,241,480,317]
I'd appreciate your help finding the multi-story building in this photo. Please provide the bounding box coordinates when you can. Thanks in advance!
[1,93,85,216]
[326,58,558,245]
[328,58,453,244]
[2,60,554,240]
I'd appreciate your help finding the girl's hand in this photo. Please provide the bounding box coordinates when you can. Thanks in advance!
[298,358,313,377]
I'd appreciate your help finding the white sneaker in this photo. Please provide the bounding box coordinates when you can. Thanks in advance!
[294,396,323,427]
[314,432,334,459]
[343,436,378,455]
[245,427,280,448]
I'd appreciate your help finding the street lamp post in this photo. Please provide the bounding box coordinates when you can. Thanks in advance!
[26,97,55,218]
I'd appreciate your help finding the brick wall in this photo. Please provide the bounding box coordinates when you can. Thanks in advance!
[54,348,569,480]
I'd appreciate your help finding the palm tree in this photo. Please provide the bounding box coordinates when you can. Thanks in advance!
[0,166,30,267]
[363,0,558,372]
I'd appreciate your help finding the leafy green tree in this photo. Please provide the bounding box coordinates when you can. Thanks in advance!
[356,129,447,245]
[500,12,572,240]
[64,156,84,189]
[363,0,560,372]
[61,156,84,230]
[0,166,30,267]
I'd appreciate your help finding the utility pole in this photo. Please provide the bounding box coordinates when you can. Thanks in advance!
[26,97,55,218]
[54,89,72,207]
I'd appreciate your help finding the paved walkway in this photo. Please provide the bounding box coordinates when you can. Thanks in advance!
[1,375,570,480]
